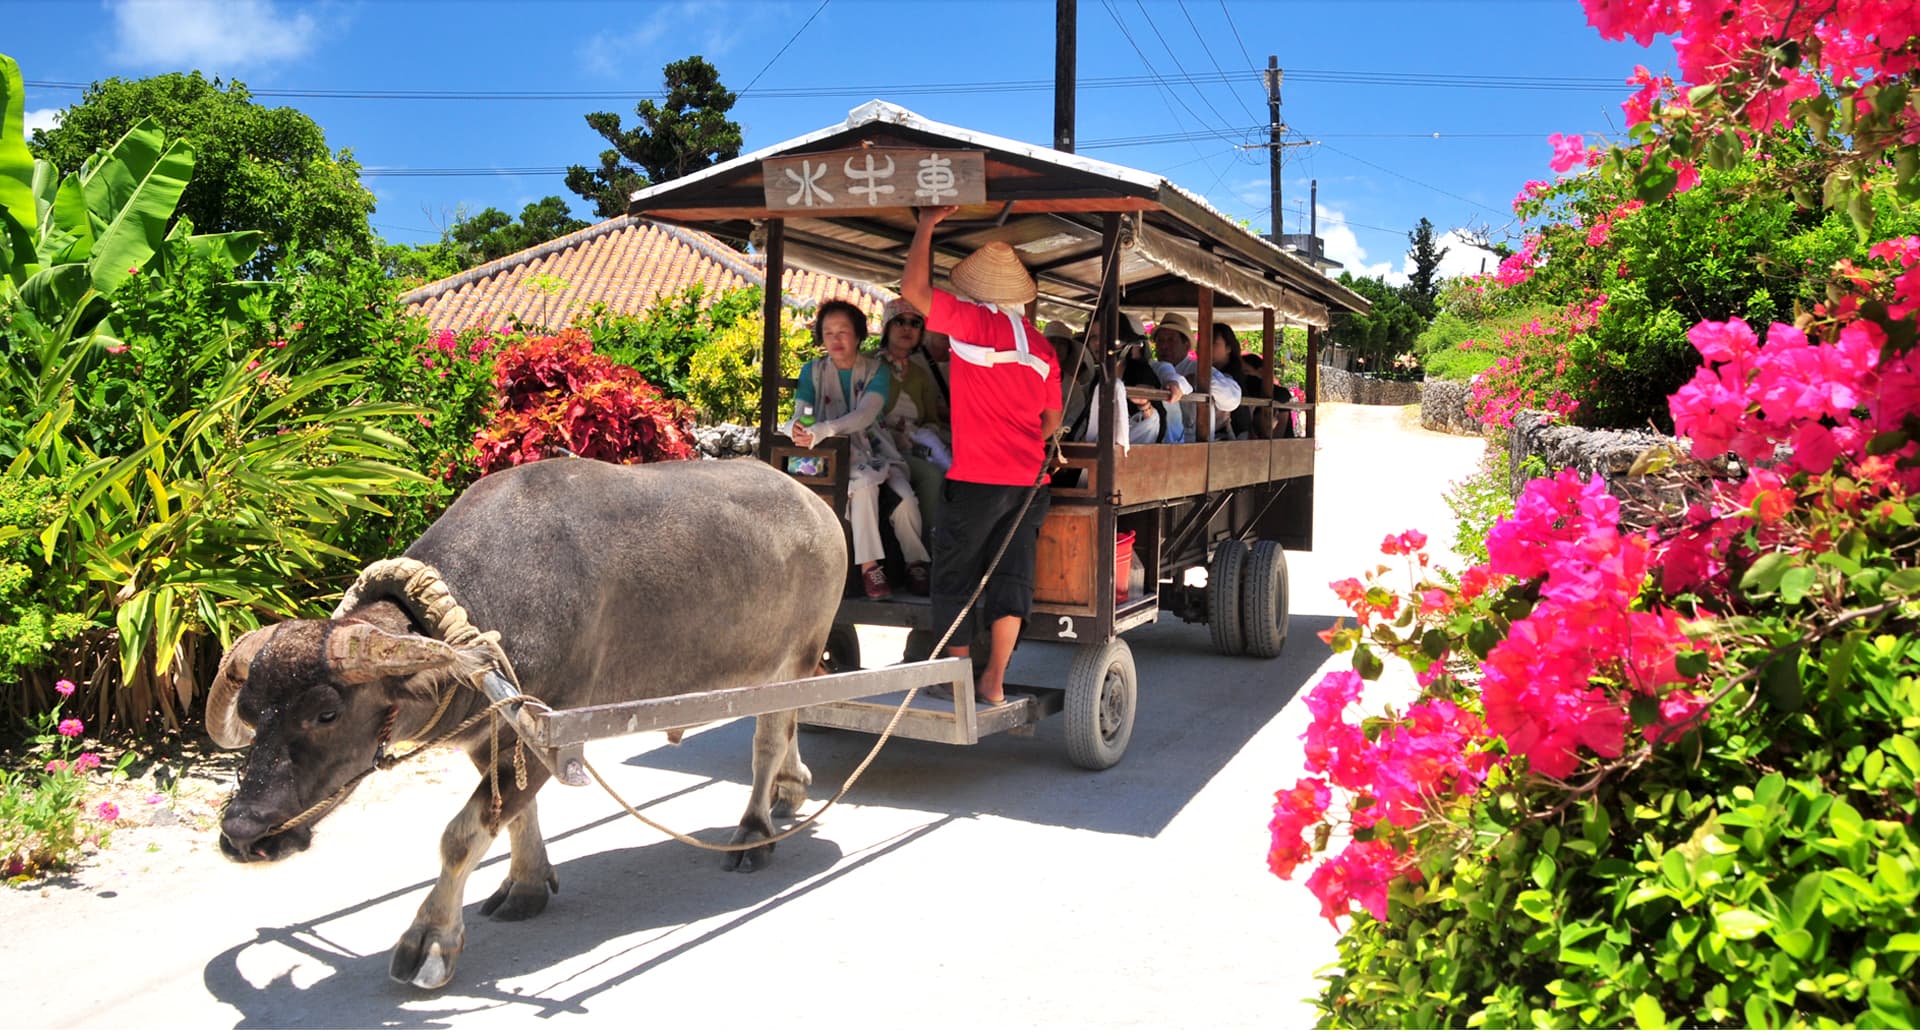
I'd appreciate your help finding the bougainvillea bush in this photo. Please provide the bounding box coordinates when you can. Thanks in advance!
[1291,242,1920,1028]
[474,328,695,473]
[1278,2,1920,1025]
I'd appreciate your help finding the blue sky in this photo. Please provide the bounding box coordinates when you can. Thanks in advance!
[14,0,1669,283]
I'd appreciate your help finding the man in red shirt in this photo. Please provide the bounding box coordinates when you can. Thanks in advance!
[902,205,1063,705]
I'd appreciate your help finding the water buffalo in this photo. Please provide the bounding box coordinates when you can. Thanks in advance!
[206,457,845,989]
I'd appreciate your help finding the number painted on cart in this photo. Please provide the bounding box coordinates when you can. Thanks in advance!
[1057,616,1078,640]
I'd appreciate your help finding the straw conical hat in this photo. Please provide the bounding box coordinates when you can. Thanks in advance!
[949,242,1037,307]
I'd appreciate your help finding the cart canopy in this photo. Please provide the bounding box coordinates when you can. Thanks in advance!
[628,101,1369,329]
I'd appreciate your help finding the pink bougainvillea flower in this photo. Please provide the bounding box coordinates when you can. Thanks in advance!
[54,679,75,696]
[1547,132,1587,173]
[104,343,129,355]
[57,718,83,738]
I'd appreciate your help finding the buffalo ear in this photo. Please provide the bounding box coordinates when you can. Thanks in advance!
[206,627,276,749]
[324,623,493,687]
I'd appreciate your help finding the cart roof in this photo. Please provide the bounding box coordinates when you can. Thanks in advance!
[628,101,1369,329]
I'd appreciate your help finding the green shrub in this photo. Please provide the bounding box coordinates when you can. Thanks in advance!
[581,286,762,400]
[1439,441,1512,567]
[684,310,809,424]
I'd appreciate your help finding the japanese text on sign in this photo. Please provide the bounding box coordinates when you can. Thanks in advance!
[762,149,987,211]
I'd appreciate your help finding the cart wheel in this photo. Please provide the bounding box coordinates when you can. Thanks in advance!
[1209,540,1249,656]
[823,624,861,673]
[1240,540,1290,659]
[1064,638,1137,771]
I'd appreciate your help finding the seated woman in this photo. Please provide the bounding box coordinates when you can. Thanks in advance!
[871,297,951,538]
[788,300,930,599]
[1218,324,1274,439]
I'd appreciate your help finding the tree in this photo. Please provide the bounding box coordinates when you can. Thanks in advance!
[379,197,588,286]
[30,73,375,274]
[1332,273,1427,372]
[1403,217,1449,318]
[450,196,586,264]
[566,56,743,218]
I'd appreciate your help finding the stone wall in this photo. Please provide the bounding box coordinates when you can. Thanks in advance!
[692,423,759,459]
[1419,379,1483,436]
[1506,410,1665,496]
[1318,365,1423,406]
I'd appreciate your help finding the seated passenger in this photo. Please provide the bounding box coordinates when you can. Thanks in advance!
[1047,320,1096,432]
[1203,322,1267,440]
[872,297,951,537]
[1149,312,1241,441]
[787,300,930,599]
[1238,351,1277,439]
[1081,345,1168,450]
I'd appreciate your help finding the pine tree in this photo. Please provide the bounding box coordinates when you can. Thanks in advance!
[565,56,744,219]
[1404,217,1449,318]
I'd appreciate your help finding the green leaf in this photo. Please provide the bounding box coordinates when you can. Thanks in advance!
[1631,993,1667,1030]
[1789,872,1824,927]
[78,123,195,297]
[0,55,39,242]
[1773,927,1815,960]
[1635,162,1680,203]
[1888,933,1920,952]
[1779,566,1816,605]
[1714,908,1770,941]
[1531,853,1557,890]
[1890,735,1920,777]
[1740,551,1794,594]
[1352,643,1384,681]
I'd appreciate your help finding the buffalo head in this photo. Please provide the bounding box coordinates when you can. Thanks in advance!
[209,618,492,862]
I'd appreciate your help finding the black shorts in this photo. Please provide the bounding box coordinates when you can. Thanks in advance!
[930,479,1051,645]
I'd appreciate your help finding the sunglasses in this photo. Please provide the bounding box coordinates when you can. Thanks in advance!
[893,316,925,329]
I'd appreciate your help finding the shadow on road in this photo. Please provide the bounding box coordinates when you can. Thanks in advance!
[633,611,1338,839]
[203,790,951,1027]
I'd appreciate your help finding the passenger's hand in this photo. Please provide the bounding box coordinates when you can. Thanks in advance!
[1165,381,1188,404]
[917,205,959,229]
[791,424,814,447]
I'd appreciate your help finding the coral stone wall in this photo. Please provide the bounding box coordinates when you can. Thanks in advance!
[1318,366,1423,406]
[1419,379,1484,436]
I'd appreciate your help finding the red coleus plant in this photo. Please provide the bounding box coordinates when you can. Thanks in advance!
[473,329,696,474]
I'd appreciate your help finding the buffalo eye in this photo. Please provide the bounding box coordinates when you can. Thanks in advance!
[316,710,338,725]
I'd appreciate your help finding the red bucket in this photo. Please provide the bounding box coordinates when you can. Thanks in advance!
[1115,530,1137,602]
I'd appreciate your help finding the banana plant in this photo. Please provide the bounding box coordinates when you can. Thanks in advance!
[0,53,259,356]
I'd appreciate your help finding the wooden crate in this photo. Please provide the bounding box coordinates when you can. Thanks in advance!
[1034,506,1098,615]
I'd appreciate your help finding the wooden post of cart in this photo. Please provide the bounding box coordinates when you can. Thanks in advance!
[1261,307,1277,438]
[756,219,786,463]
[1195,286,1214,441]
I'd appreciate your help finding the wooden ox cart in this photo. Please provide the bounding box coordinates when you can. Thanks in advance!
[514,102,1370,775]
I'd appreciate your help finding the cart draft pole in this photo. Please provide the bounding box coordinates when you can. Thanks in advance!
[757,218,786,462]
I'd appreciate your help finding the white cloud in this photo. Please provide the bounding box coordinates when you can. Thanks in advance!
[23,108,62,136]
[581,2,739,79]
[1310,207,1502,286]
[110,0,318,71]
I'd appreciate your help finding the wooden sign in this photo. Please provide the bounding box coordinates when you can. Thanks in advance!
[761,148,987,212]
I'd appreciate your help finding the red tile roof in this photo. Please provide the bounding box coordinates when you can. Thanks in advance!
[399,216,894,330]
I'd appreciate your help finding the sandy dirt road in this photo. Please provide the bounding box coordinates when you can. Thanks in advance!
[1,402,1484,1030]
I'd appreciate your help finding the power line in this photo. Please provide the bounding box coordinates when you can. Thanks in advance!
[1099,0,1247,149]
[740,0,829,95]
[1133,0,1243,138]
[1218,0,1258,71]
[1179,0,1261,123]
[20,68,1629,103]
[1313,140,1507,215]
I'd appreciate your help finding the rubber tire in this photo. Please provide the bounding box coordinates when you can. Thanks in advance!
[1064,638,1137,771]
[1240,540,1291,659]
[1208,540,1249,656]
[823,624,861,673]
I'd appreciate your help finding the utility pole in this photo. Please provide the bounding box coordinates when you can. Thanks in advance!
[1244,56,1315,244]
[1310,179,1319,264]
[1267,55,1281,240]
[1055,0,1076,153]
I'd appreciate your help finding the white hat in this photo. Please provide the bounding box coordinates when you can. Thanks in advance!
[1155,312,1194,341]
[1042,319,1080,340]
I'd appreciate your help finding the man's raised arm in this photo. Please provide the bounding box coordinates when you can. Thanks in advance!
[902,205,958,316]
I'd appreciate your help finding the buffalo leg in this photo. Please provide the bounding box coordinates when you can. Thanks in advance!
[771,714,811,820]
[725,710,801,873]
[389,760,542,989]
[479,781,558,921]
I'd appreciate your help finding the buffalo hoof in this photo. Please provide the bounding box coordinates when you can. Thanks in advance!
[770,797,798,821]
[721,819,775,873]
[390,923,465,990]
[478,873,558,922]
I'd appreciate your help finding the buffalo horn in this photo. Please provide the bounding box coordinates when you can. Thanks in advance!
[206,627,276,749]
[324,623,485,684]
